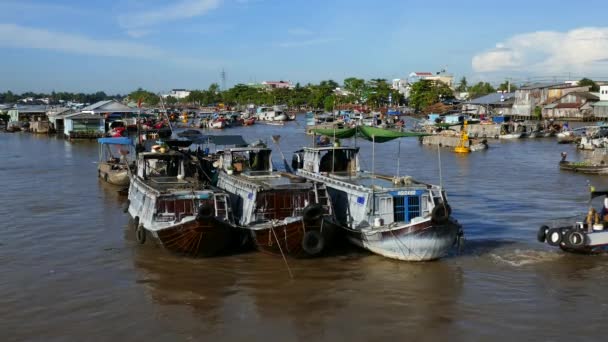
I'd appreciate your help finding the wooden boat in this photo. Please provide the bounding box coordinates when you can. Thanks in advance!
[208,119,226,129]
[213,145,335,257]
[559,152,608,174]
[294,127,462,261]
[538,190,608,253]
[97,137,134,186]
[127,147,239,256]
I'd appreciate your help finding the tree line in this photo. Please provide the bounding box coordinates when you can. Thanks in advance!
[129,78,405,112]
[0,91,122,105]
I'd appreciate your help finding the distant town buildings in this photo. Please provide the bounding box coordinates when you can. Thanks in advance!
[261,81,294,90]
[162,89,191,99]
[408,70,454,88]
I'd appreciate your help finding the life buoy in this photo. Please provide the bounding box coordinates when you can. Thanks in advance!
[302,230,324,256]
[136,225,146,244]
[196,205,214,221]
[537,225,549,243]
[546,228,562,246]
[302,204,324,223]
[564,230,586,247]
[431,204,450,224]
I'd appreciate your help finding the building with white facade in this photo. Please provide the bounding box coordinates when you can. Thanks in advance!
[163,89,191,99]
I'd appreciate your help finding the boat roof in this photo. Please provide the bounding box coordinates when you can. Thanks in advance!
[224,146,271,153]
[97,137,132,145]
[302,146,360,152]
[191,135,248,146]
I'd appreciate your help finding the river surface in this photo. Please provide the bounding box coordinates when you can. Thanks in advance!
[2,121,608,341]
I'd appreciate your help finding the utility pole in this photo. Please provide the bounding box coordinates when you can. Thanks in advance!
[221,68,226,91]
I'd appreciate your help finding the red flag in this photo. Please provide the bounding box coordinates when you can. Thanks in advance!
[137,98,143,108]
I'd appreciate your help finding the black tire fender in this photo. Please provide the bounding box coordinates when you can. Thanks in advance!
[303,204,324,223]
[196,205,214,221]
[431,204,450,224]
[565,230,587,247]
[546,228,563,246]
[302,230,325,256]
[537,225,549,243]
[136,225,146,244]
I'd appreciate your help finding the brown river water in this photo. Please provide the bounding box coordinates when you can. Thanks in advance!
[2,120,608,341]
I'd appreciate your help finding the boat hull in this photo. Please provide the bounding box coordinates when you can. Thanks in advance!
[559,161,608,174]
[98,165,130,186]
[151,217,238,257]
[345,218,461,261]
[250,218,335,258]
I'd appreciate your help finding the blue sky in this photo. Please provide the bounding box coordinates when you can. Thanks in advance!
[2,0,608,93]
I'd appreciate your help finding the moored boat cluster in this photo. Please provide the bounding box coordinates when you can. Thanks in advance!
[106,131,464,262]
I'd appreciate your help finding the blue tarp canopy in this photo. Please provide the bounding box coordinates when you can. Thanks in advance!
[97,137,133,145]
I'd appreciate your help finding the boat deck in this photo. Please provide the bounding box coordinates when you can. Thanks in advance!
[301,170,431,191]
[224,171,313,190]
[141,176,204,193]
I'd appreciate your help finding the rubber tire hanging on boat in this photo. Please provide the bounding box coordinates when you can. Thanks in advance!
[431,204,450,224]
[537,225,549,243]
[196,205,214,221]
[564,230,586,248]
[302,230,325,256]
[546,228,563,246]
[136,225,146,244]
[303,204,324,223]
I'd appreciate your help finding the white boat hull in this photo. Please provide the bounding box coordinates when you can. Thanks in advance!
[499,133,522,139]
[347,218,461,261]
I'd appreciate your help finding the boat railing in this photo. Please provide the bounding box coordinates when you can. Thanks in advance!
[544,215,583,229]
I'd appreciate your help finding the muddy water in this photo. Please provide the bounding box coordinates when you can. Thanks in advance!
[2,122,608,341]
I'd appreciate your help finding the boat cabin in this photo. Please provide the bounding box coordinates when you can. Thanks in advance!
[220,146,273,176]
[136,151,188,184]
[293,146,360,175]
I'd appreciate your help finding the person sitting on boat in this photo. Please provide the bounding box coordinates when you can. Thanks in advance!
[586,207,600,229]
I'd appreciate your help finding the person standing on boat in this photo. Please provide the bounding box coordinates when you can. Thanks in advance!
[600,198,608,225]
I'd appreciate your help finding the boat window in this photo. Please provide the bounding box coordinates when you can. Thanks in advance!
[319,149,356,173]
[145,158,180,178]
[393,195,421,222]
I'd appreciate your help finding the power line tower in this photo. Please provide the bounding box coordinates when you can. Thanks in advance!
[220,68,226,91]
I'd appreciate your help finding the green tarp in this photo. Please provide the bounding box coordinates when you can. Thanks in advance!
[310,127,357,139]
[311,126,428,143]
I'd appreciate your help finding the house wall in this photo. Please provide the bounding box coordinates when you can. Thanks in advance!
[513,86,590,116]
[594,105,608,118]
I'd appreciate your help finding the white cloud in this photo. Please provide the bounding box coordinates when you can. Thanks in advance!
[118,0,222,32]
[277,38,339,48]
[287,28,313,36]
[0,23,223,69]
[472,27,608,74]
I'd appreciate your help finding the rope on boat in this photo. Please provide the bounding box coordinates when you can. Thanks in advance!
[270,225,294,279]
[388,226,422,260]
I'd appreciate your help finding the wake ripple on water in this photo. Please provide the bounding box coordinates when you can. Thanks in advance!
[488,248,563,267]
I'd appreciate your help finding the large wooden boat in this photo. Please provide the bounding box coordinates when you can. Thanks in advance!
[127,148,239,256]
[212,145,335,257]
[97,137,134,186]
[294,142,463,261]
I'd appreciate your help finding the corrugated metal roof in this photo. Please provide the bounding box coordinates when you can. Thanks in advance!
[519,82,577,90]
[65,112,104,120]
[12,105,48,113]
[592,101,608,107]
[465,92,515,105]
[568,91,599,101]
[556,103,581,109]
[81,100,113,111]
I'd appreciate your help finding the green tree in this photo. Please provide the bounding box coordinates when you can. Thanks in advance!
[323,95,335,112]
[128,88,159,106]
[456,77,468,92]
[578,78,599,92]
[468,82,496,99]
[165,96,178,105]
[533,106,542,119]
[408,80,453,111]
[343,77,367,103]
[497,80,517,92]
